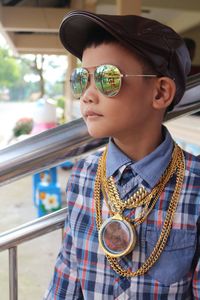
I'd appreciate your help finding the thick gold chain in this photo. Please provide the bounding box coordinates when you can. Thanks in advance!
[105,178,148,209]
[94,144,185,277]
[101,144,179,225]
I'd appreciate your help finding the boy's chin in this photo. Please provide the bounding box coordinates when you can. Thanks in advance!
[87,129,107,139]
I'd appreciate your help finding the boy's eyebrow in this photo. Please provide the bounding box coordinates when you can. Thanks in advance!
[81,64,110,69]
[81,65,96,70]
[81,64,125,71]
[82,62,121,69]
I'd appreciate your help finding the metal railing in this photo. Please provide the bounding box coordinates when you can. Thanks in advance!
[0,118,107,300]
[0,208,67,300]
[0,118,107,186]
[0,74,200,300]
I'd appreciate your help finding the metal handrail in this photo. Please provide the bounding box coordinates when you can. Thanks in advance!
[0,208,67,252]
[0,74,200,300]
[0,74,200,187]
[0,208,67,300]
[0,118,107,186]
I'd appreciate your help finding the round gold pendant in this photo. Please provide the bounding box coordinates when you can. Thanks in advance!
[99,214,137,258]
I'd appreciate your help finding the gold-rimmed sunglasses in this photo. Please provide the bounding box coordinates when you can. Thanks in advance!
[70,64,157,98]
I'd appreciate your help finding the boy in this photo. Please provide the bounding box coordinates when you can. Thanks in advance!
[44,10,200,299]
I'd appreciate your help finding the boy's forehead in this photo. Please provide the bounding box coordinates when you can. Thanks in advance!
[82,42,143,69]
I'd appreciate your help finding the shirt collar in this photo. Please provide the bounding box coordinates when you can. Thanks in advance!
[106,127,174,189]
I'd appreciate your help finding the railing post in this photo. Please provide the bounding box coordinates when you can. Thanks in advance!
[9,247,18,300]
[62,227,65,242]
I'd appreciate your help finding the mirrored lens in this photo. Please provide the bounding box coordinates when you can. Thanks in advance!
[94,65,121,97]
[70,68,88,98]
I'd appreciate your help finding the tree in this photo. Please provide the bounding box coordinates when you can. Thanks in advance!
[23,54,45,98]
[0,48,21,89]
[0,46,67,101]
[21,54,67,99]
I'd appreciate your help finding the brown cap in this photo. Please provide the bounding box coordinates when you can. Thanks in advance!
[59,10,191,110]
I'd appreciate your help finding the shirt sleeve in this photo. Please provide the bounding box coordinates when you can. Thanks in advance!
[192,218,200,299]
[192,259,200,299]
[44,157,89,300]
[44,214,83,300]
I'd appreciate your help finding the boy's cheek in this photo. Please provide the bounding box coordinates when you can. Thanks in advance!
[80,103,85,118]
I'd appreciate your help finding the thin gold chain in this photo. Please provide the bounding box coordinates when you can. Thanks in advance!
[94,144,185,277]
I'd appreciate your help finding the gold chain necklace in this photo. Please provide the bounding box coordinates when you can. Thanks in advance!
[97,146,180,259]
[94,144,185,277]
[101,144,180,225]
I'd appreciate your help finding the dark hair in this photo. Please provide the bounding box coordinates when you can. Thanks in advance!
[83,27,157,76]
[183,38,196,51]
[183,38,196,61]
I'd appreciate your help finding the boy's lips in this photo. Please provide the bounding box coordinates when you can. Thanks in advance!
[84,110,103,118]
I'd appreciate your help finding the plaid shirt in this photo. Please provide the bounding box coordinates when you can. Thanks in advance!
[44,130,200,300]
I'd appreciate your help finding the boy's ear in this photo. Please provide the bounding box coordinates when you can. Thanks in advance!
[152,77,176,110]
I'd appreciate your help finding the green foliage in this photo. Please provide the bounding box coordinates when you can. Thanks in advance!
[13,118,33,137]
[0,48,21,88]
[46,81,64,99]
[0,48,67,102]
[56,96,65,109]
[55,96,66,124]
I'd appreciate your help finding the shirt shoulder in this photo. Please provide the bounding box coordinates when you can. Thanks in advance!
[72,150,103,177]
[184,150,200,177]
[65,150,103,215]
[183,150,200,209]
[65,150,103,197]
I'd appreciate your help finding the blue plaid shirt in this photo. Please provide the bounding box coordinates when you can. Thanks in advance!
[44,128,200,300]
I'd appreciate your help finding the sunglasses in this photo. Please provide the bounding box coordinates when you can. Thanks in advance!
[70,64,157,99]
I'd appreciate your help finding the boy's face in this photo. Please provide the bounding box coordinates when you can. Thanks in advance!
[80,42,158,140]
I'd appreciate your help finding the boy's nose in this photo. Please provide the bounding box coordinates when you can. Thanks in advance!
[81,76,98,103]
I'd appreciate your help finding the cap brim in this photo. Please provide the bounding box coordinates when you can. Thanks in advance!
[59,10,132,60]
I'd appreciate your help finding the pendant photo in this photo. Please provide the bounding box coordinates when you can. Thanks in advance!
[99,214,137,258]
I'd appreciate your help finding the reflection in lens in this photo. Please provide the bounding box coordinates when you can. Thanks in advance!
[94,65,121,97]
[70,68,88,98]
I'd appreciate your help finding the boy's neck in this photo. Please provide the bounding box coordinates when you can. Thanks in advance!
[113,127,163,161]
